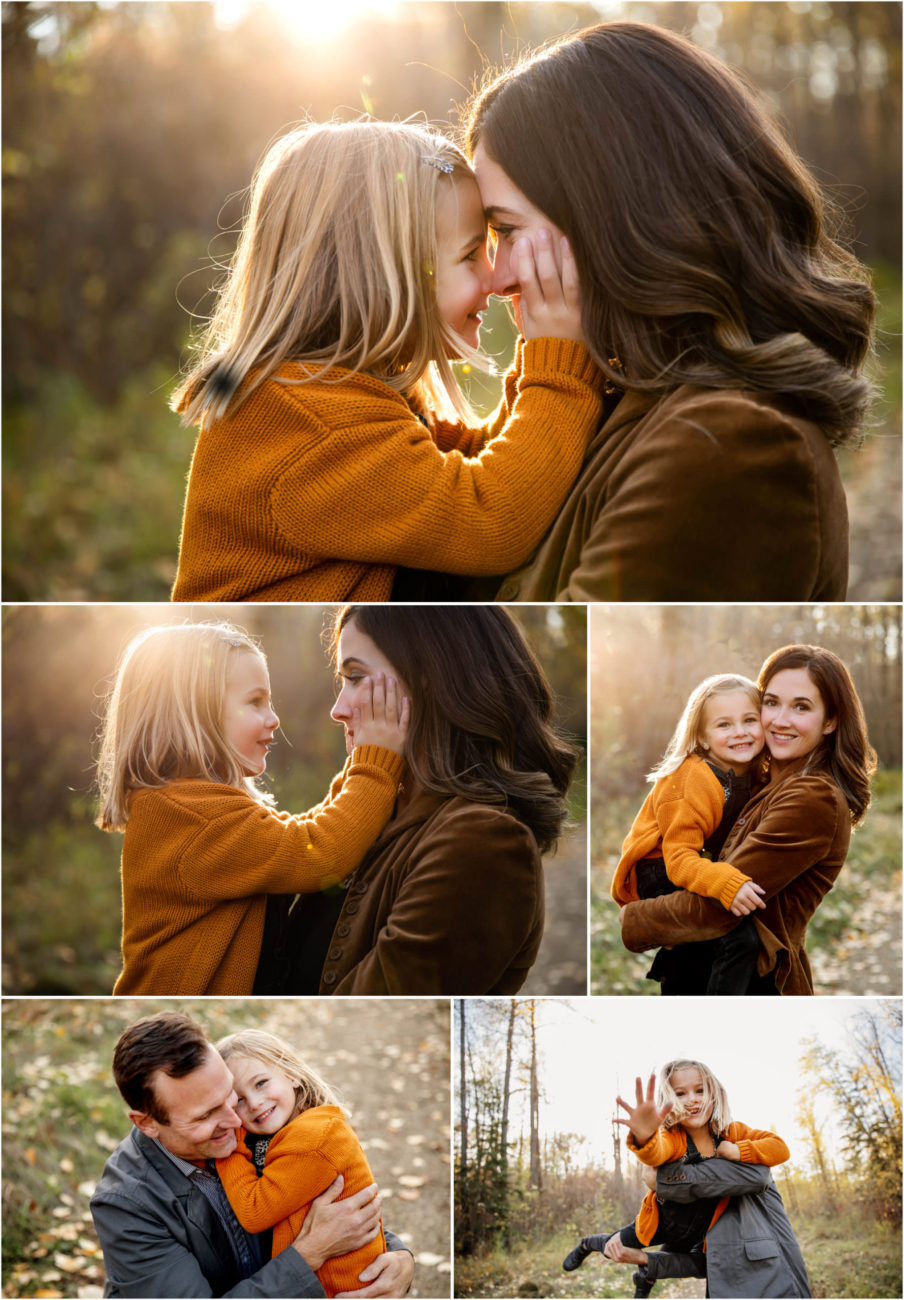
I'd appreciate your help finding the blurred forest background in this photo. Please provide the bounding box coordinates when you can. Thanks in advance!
[2,0,901,601]
[453,997,902,1299]
[1,602,588,995]
[1,996,451,1299]
[589,603,902,994]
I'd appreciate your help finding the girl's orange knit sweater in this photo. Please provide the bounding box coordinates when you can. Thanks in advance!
[113,746,404,996]
[627,1122,789,1246]
[172,337,605,602]
[217,1105,385,1298]
[611,755,752,911]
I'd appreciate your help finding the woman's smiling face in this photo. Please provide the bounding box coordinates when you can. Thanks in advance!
[761,667,836,767]
[331,618,410,756]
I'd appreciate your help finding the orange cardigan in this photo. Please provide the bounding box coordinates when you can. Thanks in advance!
[627,1121,790,1246]
[217,1106,385,1298]
[172,337,604,602]
[113,747,405,995]
[611,756,751,911]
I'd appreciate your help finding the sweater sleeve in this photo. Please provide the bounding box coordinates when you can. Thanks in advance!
[177,747,405,902]
[550,392,827,601]
[619,777,844,952]
[217,1127,343,1234]
[727,1121,790,1167]
[655,774,752,909]
[430,340,524,455]
[270,338,604,575]
[625,1127,685,1167]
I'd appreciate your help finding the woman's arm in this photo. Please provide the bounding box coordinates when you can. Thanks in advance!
[620,777,845,951]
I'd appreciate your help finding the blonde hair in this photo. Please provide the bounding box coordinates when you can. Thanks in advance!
[95,621,273,832]
[647,673,760,782]
[216,1029,341,1118]
[173,117,487,427]
[658,1058,732,1137]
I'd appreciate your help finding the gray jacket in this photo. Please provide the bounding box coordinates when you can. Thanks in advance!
[650,1158,811,1299]
[90,1128,405,1298]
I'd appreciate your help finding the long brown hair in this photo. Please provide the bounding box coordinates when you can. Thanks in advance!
[466,22,875,444]
[758,644,877,824]
[330,606,578,853]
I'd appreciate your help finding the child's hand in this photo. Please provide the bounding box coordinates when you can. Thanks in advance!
[729,880,766,917]
[716,1140,741,1161]
[514,230,585,345]
[615,1072,673,1147]
[352,673,410,756]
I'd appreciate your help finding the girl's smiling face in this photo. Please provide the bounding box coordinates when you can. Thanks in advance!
[434,173,493,351]
[222,651,279,776]
[229,1054,298,1136]
[331,618,410,756]
[669,1066,713,1132]
[761,667,836,768]
[699,690,764,774]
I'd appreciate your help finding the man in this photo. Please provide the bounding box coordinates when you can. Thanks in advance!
[90,1012,415,1298]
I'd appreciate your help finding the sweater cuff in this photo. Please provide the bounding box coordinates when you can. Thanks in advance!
[626,1131,662,1164]
[349,745,406,782]
[519,337,602,388]
[716,866,753,912]
[736,1140,758,1164]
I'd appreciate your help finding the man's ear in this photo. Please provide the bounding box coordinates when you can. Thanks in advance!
[129,1109,160,1139]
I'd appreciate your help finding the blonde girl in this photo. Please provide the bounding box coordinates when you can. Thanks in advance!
[563,1062,803,1298]
[96,621,408,994]
[171,118,606,603]
[215,1030,385,1299]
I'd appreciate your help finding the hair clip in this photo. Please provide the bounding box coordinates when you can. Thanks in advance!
[421,155,454,174]
[226,639,243,647]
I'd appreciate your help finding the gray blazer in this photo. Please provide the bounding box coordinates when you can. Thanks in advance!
[650,1158,811,1299]
[90,1128,405,1298]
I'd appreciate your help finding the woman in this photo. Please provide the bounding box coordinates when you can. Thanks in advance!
[619,645,877,995]
[262,605,579,995]
[448,21,875,602]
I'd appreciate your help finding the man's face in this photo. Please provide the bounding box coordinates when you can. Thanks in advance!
[129,1050,242,1166]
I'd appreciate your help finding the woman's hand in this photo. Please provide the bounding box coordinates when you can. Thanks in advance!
[513,230,585,345]
[292,1176,384,1270]
[336,1249,415,1297]
[603,1232,649,1265]
[352,673,410,756]
[729,880,766,917]
[615,1072,673,1147]
[715,1140,741,1161]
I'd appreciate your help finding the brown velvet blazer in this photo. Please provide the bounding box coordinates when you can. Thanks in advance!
[317,788,545,995]
[496,385,849,602]
[619,758,852,995]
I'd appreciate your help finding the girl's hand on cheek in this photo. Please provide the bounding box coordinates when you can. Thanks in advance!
[514,230,585,345]
[352,673,410,756]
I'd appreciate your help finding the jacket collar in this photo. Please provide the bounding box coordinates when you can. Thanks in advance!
[364,783,448,856]
[129,1127,197,1197]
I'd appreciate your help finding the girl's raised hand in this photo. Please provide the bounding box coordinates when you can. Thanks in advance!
[513,230,585,345]
[730,880,767,917]
[351,673,410,756]
[614,1073,673,1147]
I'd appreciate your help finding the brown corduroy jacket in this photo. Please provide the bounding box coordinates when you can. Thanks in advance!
[316,788,545,995]
[619,758,852,995]
[496,385,849,602]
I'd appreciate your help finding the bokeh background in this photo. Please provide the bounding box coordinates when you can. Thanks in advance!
[589,603,902,995]
[1,996,451,1299]
[1,602,588,995]
[2,0,901,600]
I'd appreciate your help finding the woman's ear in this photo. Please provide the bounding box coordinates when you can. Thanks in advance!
[823,717,838,735]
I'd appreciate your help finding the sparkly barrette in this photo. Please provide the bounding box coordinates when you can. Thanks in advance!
[421,155,454,174]
[226,639,244,647]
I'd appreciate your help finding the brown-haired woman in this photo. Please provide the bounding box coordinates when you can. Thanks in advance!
[619,645,878,995]
[458,21,875,601]
[265,605,579,995]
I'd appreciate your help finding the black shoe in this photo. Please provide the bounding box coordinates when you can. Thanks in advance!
[632,1267,654,1299]
[562,1239,592,1271]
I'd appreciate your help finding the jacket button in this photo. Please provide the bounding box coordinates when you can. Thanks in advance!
[737,817,746,825]
[346,901,359,914]
[322,971,337,985]
[498,580,518,599]
[328,946,343,960]
[354,881,368,894]
[335,924,351,938]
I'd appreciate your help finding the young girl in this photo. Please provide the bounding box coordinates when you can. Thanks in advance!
[215,1030,384,1299]
[563,1062,795,1298]
[610,674,767,996]
[96,621,408,995]
[171,119,607,603]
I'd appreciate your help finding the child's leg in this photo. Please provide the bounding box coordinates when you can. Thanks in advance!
[704,914,760,995]
[562,1224,634,1271]
[633,1240,707,1298]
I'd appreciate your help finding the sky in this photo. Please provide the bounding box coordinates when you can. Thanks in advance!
[490,997,891,1174]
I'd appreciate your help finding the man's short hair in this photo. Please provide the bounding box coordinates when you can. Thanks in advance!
[113,1011,211,1124]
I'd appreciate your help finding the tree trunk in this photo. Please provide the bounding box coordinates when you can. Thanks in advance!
[529,1000,541,1190]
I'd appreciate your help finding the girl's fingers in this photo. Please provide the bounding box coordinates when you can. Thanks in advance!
[357,676,373,722]
[531,228,558,299]
[399,696,411,730]
[615,1094,632,1114]
[370,672,386,722]
[513,237,542,316]
[559,236,580,309]
[645,1072,656,1102]
[382,674,397,723]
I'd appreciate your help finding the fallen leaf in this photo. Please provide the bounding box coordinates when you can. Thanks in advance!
[60,1157,75,1173]
[397,1189,421,1201]
[397,1175,426,1188]
[415,1252,445,1266]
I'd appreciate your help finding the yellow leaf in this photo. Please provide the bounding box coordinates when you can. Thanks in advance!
[25,1147,37,1165]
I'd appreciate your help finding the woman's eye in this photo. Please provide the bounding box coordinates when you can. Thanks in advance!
[489,224,515,243]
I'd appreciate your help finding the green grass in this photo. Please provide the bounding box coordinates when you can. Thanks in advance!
[799,1210,902,1298]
